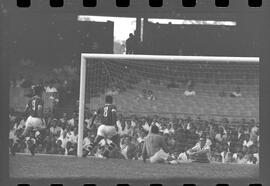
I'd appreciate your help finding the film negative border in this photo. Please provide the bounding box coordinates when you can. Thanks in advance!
[16,0,262,8]
[2,0,268,185]
[14,183,263,186]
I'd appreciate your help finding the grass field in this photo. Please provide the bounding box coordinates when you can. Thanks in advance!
[9,154,259,186]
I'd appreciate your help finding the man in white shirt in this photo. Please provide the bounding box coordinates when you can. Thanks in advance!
[82,130,95,157]
[186,137,211,163]
[49,119,61,137]
[70,127,78,145]
[67,112,78,127]
[45,83,58,93]
[60,113,68,124]
[141,119,150,132]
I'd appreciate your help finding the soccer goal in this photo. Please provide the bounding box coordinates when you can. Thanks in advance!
[77,53,259,157]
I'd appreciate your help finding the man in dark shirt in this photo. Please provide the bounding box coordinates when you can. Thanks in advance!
[89,95,120,151]
[142,125,171,163]
[11,85,46,155]
[126,33,135,54]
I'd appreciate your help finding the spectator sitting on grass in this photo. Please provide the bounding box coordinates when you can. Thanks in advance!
[82,130,95,157]
[120,135,138,160]
[54,139,65,155]
[185,136,211,163]
[142,125,173,164]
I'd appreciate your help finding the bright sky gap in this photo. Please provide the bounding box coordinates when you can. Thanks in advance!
[77,15,237,41]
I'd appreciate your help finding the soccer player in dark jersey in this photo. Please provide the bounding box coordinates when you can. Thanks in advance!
[89,95,120,153]
[11,85,46,156]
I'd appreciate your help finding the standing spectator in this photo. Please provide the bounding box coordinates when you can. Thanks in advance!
[15,75,25,88]
[186,124,199,149]
[49,119,61,138]
[249,124,259,143]
[45,82,58,93]
[53,140,65,155]
[126,33,135,54]
[67,112,78,128]
[60,113,68,125]
[141,118,150,132]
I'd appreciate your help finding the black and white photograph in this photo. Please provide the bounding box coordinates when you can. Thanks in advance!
[1,1,268,186]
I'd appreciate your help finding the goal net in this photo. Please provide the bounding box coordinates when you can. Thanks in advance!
[77,54,259,157]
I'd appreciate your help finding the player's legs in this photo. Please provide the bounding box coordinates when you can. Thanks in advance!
[110,134,120,148]
[11,116,43,156]
[93,135,105,146]
[103,125,119,148]
[21,126,34,139]
[20,116,33,138]
[89,125,119,154]
[21,116,43,136]
[88,125,106,149]
[149,149,170,163]
[11,116,32,155]
[26,136,37,156]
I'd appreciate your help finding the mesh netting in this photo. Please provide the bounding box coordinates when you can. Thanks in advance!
[84,57,259,120]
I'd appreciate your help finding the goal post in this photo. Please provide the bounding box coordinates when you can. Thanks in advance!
[77,55,86,157]
[77,53,259,157]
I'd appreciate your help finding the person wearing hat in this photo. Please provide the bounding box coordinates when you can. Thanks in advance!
[185,135,211,163]
[142,125,172,163]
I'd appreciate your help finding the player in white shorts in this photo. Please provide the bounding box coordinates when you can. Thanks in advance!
[11,85,46,156]
[88,95,120,155]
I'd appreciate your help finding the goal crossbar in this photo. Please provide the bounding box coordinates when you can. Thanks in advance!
[81,53,260,63]
[77,53,259,157]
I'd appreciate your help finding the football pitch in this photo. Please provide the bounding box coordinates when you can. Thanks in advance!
[9,154,259,186]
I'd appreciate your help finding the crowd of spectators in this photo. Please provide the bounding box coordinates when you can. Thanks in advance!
[10,62,81,111]
[9,110,259,165]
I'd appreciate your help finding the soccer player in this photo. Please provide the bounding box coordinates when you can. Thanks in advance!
[11,85,46,156]
[89,95,120,154]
